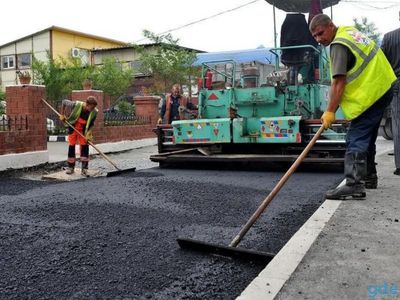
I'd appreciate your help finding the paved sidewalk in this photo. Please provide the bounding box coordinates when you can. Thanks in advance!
[276,150,400,299]
[239,138,399,299]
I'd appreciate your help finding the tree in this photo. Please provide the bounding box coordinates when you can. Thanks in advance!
[31,53,94,105]
[138,30,200,95]
[353,17,381,43]
[0,90,5,114]
[93,56,133,106]
[32,54,133,107]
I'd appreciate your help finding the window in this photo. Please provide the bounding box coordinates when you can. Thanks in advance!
[2,55,15,69]
[17,53,31,69]
[131,60,145,75]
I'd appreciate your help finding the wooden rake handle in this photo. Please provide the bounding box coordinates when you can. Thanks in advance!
[41,98,121,171]
[229,125,325,247]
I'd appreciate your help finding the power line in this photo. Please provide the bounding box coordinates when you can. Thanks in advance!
[341,0,400,9]
[135,0,261,43]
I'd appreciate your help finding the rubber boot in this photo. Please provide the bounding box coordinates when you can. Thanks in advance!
[81,161,89,177]
[326,152,367,200]
[364,153,378,189]
[66,164,75,175]
[66,145,76,175]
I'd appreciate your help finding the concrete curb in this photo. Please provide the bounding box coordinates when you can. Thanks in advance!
[237,197,343,300]
[88,138,157,155]
[0,150,49,172]
[237,140,393,300]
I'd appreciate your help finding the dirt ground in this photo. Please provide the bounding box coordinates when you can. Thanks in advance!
[0,168,341,299]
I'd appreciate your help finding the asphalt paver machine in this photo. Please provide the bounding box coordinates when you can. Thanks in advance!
[151,0,345,168]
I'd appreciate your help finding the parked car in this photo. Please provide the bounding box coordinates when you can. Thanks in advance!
[47,118,55,133]
[0,114,7,130]
[380,106,392,140]
[0,114,55,132]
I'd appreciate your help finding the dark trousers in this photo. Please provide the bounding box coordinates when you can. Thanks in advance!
[68,144,89,169]
[346,88,393,160]
[391,80,400,168]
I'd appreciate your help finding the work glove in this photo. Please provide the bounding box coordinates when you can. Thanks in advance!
[157,117,163,124]
[321,111,335,129]
[85,130,93,142]
[59,114,66,122]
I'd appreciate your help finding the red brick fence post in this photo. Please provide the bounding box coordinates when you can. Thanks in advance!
[0,85,48,170]
[134,96,160,126]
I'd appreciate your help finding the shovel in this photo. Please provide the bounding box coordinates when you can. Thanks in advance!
[42,98,136,177]
[177,125,325,263]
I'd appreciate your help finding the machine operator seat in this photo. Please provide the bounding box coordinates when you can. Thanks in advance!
[280,13,318,84]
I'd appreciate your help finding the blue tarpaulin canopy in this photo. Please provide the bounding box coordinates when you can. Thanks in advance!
[194,48,276,66]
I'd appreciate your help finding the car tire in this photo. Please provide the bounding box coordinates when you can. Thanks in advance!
[380,117,393,140]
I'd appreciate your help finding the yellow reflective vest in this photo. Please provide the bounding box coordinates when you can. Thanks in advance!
[331,26,396,120]
[66,101,98,134]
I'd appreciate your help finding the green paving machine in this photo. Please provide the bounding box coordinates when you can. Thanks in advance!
[151,2,346,167]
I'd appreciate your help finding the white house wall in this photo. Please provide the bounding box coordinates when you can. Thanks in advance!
[0,44,16,56]
[93,48,141,65]
[32,32,50,62]
[0,31,50,89]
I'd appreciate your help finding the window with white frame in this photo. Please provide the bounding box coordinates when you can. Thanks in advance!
[130,60,145,75]
[17,53,31,69]
[2,55,15,69]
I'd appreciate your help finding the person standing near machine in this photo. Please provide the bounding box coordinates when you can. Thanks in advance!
[381,12,400,175]
[158,84,196,124]
[60,96,98,176]
[309,14,396,199]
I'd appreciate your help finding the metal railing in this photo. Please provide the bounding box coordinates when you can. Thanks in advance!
[104,112,151,126]
[0,115,28,131]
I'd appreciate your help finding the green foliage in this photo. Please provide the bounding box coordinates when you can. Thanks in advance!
[31,52,94,104]
[117,100,134,115]
[0,90,5,114]
[353,17,381,43]
[93,57,133,105]
[31,53,133,107]
[139,30,200,94]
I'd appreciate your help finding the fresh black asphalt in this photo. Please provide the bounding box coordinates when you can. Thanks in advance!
[0,168,342,299]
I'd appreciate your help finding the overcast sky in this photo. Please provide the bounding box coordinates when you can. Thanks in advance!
[1,0,399,52]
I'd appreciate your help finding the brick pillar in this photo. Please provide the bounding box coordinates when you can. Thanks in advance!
[134,96,160,125]
[6,85,47,151]
[71,90,105,143]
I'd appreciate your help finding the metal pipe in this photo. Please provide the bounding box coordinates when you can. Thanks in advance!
[273,1,279,70]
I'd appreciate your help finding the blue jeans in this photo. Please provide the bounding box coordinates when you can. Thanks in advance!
[346,88,393,157]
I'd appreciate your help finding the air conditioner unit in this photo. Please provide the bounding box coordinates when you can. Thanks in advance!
[71,48,80,58]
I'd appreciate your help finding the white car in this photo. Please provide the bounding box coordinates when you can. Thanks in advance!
[0,114,55,132]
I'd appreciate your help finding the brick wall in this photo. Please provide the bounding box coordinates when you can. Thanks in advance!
[0,87,159,157]
[0,85,47,155]
[71,91,158,144]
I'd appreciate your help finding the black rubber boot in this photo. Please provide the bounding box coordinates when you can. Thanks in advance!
[81,161,89,177]
[326,152,367,200]
[364,153,377,189]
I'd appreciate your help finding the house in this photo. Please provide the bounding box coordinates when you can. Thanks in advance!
[91,43,205,98]
[194,47,277,87]
[0,26,127,88]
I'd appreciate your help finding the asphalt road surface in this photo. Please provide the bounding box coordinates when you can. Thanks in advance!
[0,166,342,299]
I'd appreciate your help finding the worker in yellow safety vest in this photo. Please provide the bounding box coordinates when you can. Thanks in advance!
[60,96,98,177]
[309,14,396,200]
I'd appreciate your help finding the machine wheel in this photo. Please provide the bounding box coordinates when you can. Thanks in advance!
[381,117,393,140]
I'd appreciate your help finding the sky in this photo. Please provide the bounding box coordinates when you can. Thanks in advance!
[0,0,399,52]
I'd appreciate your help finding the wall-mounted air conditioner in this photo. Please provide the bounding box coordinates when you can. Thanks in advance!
[71,48,81,58]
